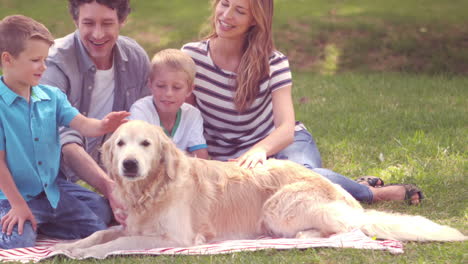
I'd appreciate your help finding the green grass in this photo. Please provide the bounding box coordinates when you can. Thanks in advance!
[272,0,468,74]
[293,74,467,214]
[1,0,467,74]
[1,0,467,263]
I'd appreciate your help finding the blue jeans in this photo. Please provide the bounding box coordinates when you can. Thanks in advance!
[0,177,112,249]
[272,126,373,203]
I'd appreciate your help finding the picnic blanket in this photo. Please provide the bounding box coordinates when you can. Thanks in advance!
[0,229,403,262]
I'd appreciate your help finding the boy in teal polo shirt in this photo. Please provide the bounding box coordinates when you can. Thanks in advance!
[0,15,129,249]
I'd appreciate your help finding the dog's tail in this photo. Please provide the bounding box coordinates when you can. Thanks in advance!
[358,209,467,241]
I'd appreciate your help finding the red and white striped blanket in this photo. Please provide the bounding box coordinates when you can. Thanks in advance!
[0,229,403,262]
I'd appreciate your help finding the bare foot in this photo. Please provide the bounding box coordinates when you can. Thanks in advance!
[370,185,421,205]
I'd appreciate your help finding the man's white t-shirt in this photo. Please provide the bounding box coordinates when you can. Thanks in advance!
[87,64,115,152]
[129,96,207,153]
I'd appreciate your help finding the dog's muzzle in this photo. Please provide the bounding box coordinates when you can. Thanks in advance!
[122,158,139,178]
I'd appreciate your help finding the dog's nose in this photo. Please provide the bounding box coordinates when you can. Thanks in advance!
[123,159,139,174]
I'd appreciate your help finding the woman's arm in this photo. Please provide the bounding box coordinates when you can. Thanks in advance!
[237,85,295,168]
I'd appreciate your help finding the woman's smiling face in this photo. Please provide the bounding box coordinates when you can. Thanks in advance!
[214,0,256,40]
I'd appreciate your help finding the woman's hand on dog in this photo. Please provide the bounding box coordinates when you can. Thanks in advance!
[237,147,267,169]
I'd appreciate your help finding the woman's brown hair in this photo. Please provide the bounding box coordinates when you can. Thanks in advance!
[206,0,275,112]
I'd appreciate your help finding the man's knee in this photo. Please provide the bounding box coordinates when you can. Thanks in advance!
[73,191,113,226]
[58,180,113,225]
[91,195,113,225]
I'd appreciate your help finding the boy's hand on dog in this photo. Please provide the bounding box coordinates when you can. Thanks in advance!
[101,111,131,134]
[1,203,37,235]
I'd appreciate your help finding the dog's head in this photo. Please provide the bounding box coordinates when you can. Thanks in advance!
[102,120,182,182]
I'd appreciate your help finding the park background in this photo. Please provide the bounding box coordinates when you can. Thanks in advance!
[1,0,467,263]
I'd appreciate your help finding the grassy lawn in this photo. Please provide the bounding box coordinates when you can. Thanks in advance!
[1,0,467,74]
[1,0,467,263]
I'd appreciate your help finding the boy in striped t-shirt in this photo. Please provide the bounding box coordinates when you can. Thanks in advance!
[130,49,208,159]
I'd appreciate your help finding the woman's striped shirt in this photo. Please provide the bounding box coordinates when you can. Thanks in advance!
[182,40,292,161]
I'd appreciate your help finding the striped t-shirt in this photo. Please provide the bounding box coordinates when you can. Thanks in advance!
[182,40,292,161]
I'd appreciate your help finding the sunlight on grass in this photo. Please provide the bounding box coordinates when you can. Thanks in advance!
[337,6,365,16]
[320,44,341,75]
[379,165,412,181]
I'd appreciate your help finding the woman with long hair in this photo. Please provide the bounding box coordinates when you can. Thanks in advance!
[182,0,422,204]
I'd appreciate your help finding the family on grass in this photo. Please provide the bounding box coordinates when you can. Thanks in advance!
[0,0,423,249]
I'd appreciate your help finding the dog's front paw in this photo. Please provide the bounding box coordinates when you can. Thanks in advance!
[193,233,207,245]
[295,229,322,239]
[68,247,93,259]
[72,248,109,259]
[52,241,77,253]
[53,241,96,259]
[54,247,94,259]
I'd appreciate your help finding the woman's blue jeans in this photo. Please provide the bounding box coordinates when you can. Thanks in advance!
[272,126,373,203]
[0,176,112,249]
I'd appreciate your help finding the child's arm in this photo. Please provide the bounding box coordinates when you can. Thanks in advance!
[0,151,37,235]
[69,111,130,137]
[191,148,209,159]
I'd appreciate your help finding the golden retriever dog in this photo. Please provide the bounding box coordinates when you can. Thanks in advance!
[55,120,466,259]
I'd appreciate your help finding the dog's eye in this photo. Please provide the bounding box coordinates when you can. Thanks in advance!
[141,140,150,147]
[117,140,125,147]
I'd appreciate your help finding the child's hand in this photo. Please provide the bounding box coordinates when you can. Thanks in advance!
[101,111,130,134]
[1,203,37,235]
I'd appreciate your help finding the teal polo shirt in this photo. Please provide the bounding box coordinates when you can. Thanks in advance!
[0,77,79,208]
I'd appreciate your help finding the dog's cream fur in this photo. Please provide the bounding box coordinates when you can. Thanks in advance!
[55,120,466,259]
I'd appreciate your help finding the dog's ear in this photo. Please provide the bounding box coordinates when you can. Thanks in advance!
[101,134,115,180]
[162,142,179,180]
[155,127,181,180]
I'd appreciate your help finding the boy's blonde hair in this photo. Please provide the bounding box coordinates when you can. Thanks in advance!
[150,49,196,88]
[0,15,54,67]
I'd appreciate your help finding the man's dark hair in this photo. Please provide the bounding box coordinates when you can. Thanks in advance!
[68,0,131,22]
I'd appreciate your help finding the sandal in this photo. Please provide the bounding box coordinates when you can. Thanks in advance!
[356,176,385,187]
[386,183,424,205]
